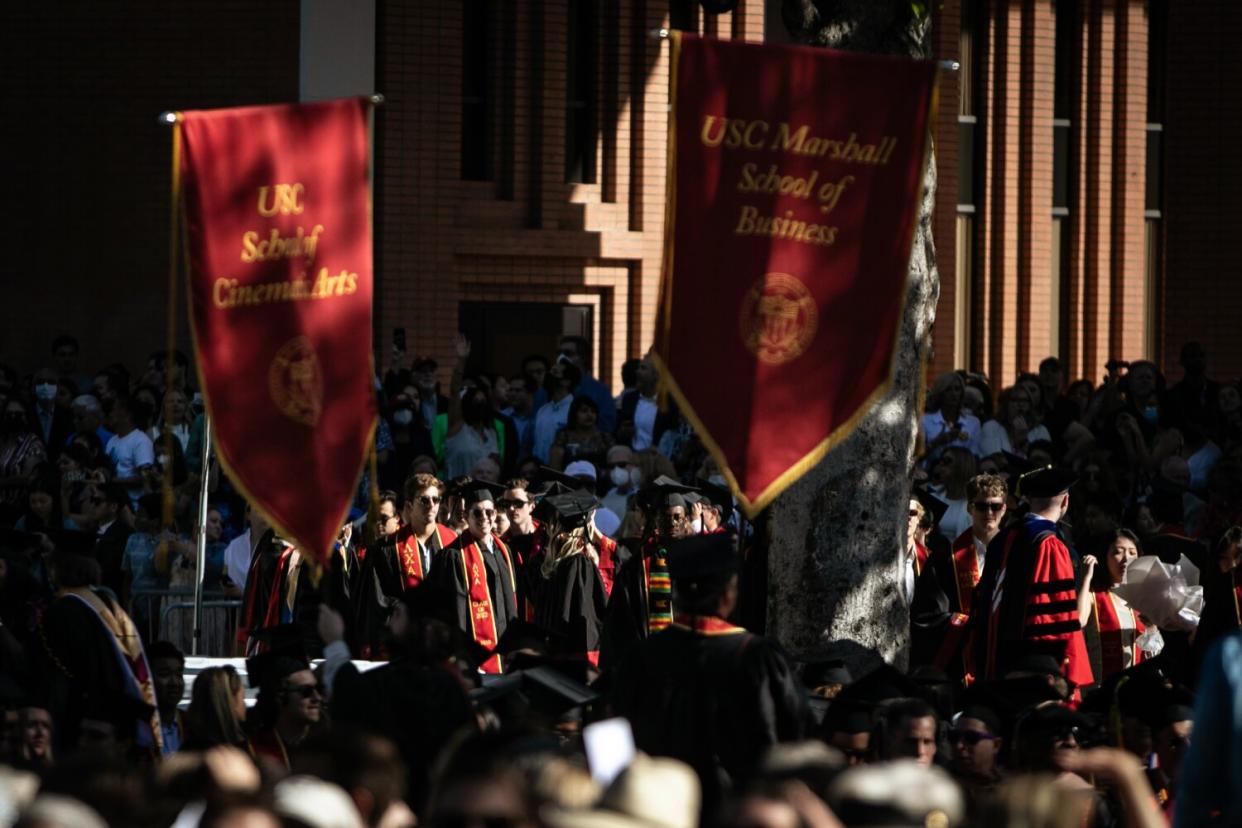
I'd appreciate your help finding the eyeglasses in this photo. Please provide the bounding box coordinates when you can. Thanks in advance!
[500,499,530,509]
[973,501,1005,513]
[378,513,398,523]
[471,508,496,518]
[908,509,920,518]
[417,495,442,507]
[284,683,323,699]
[949,729,997,746]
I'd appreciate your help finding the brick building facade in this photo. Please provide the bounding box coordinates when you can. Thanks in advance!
[1,1,1238,396]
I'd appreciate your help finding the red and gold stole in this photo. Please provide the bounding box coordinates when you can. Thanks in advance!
[396,523,457,589]
[914,542,930,575]
[454,534,516,674]
[949,530,983,614]
[1094,589,1144,677]
[672,613,746,635]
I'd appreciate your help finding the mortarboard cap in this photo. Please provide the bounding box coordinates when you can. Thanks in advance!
[534,466,594,495]
[1016,466,1077,499]
[1000,451,1034,478]
[245,624,310,690]
[695,479,735,513]
[666,534,738,584]
[962,675,1064,720]
[912,488,949,527]
[536,490,600,531]
[471,665,601,722]
[461,480,506,508]
[834,662,923,708]
[640,475,700,511]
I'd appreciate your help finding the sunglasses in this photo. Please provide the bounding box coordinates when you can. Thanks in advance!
[949,729,997,746]
[500,499,530,509]
[471,508,496,518]
[378,513,398,523]
[973,501,1005,513]
[284,683,323,699]
[417,495,442,507]
[908,509,920,518]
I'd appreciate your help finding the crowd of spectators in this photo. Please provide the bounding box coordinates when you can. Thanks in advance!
[0,332,1239,827]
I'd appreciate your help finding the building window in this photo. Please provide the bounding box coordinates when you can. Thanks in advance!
[566,0,598,184]
[956,0,981,369]
[461,1,493,181]
[1145,0,1167,358]
[1052,0,1077,360]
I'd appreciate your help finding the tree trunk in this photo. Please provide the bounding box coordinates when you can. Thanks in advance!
[766,0,938,672]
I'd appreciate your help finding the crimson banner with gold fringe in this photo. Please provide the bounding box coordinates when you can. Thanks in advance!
[654,34,937,515]
[176,98,375,564]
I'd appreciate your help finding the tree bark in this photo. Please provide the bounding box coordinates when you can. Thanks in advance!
[766,0,938,672]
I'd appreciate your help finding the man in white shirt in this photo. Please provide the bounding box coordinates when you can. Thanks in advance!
[223,503,269,595]
[104,394,155,506]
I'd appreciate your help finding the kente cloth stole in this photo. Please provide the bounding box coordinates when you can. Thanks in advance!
[456,538,516,674]
[644,546,673,634]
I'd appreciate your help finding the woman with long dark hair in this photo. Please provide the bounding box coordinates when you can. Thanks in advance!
[1078,528,1148,682]
[549,395,611,471]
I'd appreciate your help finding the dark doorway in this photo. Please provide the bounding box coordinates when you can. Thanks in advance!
[458,301,594,378]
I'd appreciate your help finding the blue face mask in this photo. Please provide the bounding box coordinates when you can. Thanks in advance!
[1142,405,1159,423]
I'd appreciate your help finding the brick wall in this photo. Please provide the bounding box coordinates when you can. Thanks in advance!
[374,0,765,393]
[0,1,300,378]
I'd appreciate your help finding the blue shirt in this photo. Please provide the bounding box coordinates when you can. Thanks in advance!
[576,375,617,434]
[1176,632,1242,826]
[533,396,573,462]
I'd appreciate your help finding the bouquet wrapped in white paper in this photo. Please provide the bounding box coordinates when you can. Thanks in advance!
[1110,554,1204,632]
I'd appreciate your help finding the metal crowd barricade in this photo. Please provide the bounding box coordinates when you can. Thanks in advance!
[130,588,241,654]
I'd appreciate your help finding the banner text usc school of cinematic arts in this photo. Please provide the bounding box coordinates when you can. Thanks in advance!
[177,98,376,563]
[654,34,937,515]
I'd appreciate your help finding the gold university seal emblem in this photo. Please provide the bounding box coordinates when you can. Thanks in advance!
[738,273,818,365]
[268,336,323,426]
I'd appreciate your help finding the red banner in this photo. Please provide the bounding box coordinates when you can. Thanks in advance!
[654,35,936,515]
[177,98,375,563]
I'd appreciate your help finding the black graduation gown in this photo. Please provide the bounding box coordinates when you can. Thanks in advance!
[238,530,281,648]
[36,589,140,749]
[611,620,806,814]
[527,552,607,662]
[348,528,452,657]
[431,533,518,648]
[332,659,475,815]
[599,540,648,671]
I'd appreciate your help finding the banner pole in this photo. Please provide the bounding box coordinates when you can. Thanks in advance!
[191,411,212,656]
[644,28,960,71]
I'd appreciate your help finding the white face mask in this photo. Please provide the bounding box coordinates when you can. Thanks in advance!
[35,383,58,401]
[392,409,414,426]
[610,466,631,488]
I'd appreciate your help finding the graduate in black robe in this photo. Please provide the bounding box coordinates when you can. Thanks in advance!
[525,490,608,664]
[429,481,518,672]
[600,477,700,670]
[611,534,805,816]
